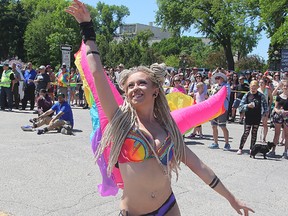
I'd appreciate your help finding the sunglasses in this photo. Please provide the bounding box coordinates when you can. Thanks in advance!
[196,76,202,78]
[174,80,180,82]
[215,77,221,80]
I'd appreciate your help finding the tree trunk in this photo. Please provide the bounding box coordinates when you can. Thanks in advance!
[222,42,235,71]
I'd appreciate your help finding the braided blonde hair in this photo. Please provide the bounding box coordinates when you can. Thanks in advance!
[95,63,186,178]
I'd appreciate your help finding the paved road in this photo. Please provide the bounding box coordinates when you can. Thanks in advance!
[0,108,287,216]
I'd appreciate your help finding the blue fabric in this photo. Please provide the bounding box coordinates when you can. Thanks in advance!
[51,101,74,127]
[23,69,37,86]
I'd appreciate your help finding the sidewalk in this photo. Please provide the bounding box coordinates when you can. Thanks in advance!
[0,108,287,216]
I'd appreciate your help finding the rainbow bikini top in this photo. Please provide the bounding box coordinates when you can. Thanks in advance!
[118,128,174,166]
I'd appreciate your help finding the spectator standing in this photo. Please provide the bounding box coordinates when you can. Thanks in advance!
[269,80,288,158]
[11,63,21,109]
[166,76,186,94]
[34,65,51,95]
[208,72,231,150]
[46,65,56,103]
[230,76,249,123]
[69,68,77,105]
[236,81,269,155]
[187,82,207,138]
[55,64,69,96]
[258,78,273,142]
[0,63,15,111]
[22,62,37,110]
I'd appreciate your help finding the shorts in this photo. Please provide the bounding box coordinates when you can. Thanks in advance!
[232,98,241,108]
[211,111,228,127]
[272,112,288,127]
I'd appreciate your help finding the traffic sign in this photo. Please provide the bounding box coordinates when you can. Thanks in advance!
[60,44,72,51]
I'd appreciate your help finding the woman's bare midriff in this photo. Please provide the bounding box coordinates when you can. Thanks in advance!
[119,158,179,215]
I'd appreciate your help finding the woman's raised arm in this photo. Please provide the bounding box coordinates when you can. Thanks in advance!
[66,0,119,121]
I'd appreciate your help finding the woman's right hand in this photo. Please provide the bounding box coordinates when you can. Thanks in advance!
[65,0,91,23]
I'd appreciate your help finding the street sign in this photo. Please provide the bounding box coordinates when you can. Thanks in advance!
[60,44,72,51]
[62,50,71,69]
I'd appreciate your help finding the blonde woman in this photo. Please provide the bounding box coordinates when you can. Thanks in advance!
[66,1,255,215]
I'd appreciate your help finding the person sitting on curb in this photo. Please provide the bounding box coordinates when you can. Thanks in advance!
[26,93,74,135]
[36,89,53,116]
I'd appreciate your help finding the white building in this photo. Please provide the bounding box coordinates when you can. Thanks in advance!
[116,23,172,44]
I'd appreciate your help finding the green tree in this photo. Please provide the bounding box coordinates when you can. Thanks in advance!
[0,0,29,60]
[260,0,288,47]
[94,2,130,42]
[235,54,266,71]
[151,36,212,67]
[156,0,260,70]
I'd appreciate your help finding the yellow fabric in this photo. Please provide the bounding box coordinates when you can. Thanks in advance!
[166,92,194,111]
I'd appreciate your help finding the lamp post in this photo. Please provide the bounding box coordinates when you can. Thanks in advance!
[179,52,187,76]
[271,50,281,71]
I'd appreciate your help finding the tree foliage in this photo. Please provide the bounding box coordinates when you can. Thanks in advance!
[0,0,28,60]
[156,0,261,70]
[235,54,266,71]
[260,0,288,47]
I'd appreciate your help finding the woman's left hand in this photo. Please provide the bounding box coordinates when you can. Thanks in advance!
[65,0,91,23]
[230,198,255,216]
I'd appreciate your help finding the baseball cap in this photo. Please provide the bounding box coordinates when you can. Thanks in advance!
[56,93,65,98]
[39,65,46,70]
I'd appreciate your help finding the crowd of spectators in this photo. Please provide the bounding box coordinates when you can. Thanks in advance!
[1,61,287,158]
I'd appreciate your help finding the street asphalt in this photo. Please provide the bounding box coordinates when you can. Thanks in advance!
[0,107,287,216]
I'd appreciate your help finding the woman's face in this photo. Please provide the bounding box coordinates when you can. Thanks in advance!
[173,78,181,87]
[195,74,202,82]
[259,80,265,87]
[125,71,158,107]
[282,81,288,92]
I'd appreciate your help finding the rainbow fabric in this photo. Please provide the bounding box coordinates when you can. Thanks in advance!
[74,41,227,197]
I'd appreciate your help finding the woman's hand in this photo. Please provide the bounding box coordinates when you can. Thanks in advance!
[65,0,91,23]
[230,198,255,216]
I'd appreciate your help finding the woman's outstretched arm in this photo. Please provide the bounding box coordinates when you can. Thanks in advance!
[182,146,255,216]
[66,0,119,121]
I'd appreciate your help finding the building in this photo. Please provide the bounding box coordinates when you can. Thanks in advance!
[117,23,172,44]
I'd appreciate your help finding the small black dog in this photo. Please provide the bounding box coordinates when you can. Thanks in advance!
[250,142,275,159]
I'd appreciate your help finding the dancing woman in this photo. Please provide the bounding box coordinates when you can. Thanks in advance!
[66,1,254,215]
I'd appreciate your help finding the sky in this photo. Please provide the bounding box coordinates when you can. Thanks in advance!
[83,0,269,61]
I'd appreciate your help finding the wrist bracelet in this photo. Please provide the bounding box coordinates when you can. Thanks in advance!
[86,50,100,56]
[209,175,220,189]
[80,20,96,44]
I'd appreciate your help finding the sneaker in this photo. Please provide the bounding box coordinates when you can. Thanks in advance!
[37,129,45,135]
[21,125,34,131]
[223,143,231,151]
[283,152,288,159]
[61,127,73,135]
[187,134,196,139]
[208,143,219,149]
[236,149,242,155]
